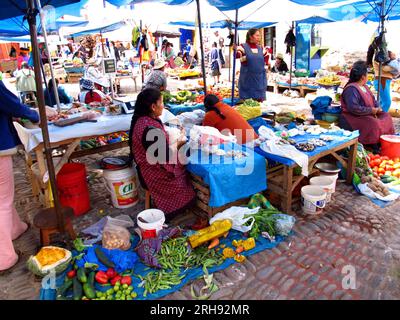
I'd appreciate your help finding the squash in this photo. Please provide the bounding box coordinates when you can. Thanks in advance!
[27,246,72,277]
[188,220,232,249]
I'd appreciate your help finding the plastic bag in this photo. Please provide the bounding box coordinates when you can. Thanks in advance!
[358,183,399,202]
[81,217,108,245]
[274,214,296,236]
[209,206,259,233]
[236,104,262,121]
[102,215,135,250]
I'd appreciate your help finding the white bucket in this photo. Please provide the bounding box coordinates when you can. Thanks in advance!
[137,209,165,239]
[103,167,139,209]
[310,176,336,203]
[301,185,327,215]
[319,173,339,192]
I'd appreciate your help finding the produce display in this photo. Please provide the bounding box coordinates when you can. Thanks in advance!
[80,132,129,150]
[368,154,400,180]
[295,142,316,152]
[27,246,71,277]
[188,220,232,249]
[244,208,282,240]
[316,74,341,86]
[360,175,390,197]
[138,269,186,297]
[162,90,198,105]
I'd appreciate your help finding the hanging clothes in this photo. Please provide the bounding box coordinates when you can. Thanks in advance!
[284,28,296,54]
[132,27,141,48]
[238,43,267,101]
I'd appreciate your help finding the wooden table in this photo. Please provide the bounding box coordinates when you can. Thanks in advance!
[26,134,129,208]
[190,173,249,218]
[114,74,138,93]
[273,83,319,98]
[265,137,358,213]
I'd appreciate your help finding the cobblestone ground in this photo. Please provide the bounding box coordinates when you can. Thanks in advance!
[1,119,400,300]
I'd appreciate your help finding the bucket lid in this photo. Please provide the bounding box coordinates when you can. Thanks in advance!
[380,135,400,143]
[101,156,130,170]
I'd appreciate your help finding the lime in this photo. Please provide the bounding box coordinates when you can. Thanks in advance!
[122,284,128,289]
[100,296,106,300]
[126,296,133,300]
[131,292,137,298]
[96,292,103,298]
[113,286,120,292]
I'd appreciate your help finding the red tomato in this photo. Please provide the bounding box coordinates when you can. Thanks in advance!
[369,160,377,167]
[386,165,395,171]
[375,159,382,166]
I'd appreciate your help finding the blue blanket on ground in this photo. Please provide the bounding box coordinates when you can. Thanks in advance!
[39,230,289,301]
[187,143,267,208]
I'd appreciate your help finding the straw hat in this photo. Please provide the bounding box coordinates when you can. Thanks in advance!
[276,53,284,60]
[153,58,167,70]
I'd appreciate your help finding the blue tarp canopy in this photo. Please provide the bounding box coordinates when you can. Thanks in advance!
[325,0,400,22]
[290,0,354,5]
[0,15,88,37]
[69,21,127,36]
[296,15,335,24]
[170,20,276,29]
[0,0,83,20]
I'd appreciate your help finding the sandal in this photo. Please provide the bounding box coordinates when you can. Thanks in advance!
[0,250,22,276]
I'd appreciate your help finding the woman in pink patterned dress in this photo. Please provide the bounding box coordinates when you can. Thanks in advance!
[129,88,195,221]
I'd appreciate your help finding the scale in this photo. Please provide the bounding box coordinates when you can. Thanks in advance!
[112,96,136,114]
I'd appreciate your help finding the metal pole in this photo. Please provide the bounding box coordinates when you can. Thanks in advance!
[377,0,386,107]
[36,0,61,112]
[196,0,207,94]
[26,0,65,233]
[231,9,239,106]
[289,22,295,91]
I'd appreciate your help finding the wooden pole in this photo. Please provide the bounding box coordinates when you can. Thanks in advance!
[27,0,65,232]
[196,0,207,94]
[289,22,295,91]
[231,9,239,106]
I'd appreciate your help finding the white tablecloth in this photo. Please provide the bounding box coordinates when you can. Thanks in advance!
[14,109,178,153]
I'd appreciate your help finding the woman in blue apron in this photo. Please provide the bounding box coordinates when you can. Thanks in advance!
[237,29,268,101]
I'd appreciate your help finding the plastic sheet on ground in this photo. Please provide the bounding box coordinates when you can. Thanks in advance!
[39,230,291,301]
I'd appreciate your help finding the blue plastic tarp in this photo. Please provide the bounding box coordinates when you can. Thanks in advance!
[325,0,400,22]
[289,0,352,5]
[187,142,267,208]
[296,15,335,24]
[69,21,127,36]
[0,0,83,21]
[40,230,290,301]
[170,20,276,30]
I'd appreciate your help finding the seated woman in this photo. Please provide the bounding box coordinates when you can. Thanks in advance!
[174,52,185,68]
[340,60,394,150]
[44,79,73,107]
[142,59,167,92]
[79,78,110,104]
[129,88,196,221]
[202,94,258,144]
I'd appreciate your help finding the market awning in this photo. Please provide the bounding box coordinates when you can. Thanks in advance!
[68,21,127,36]
[0,0,84,20]
[170,20,276,29]
[296,15,335,24]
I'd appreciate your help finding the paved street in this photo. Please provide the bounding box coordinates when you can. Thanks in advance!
[2,140,400,300]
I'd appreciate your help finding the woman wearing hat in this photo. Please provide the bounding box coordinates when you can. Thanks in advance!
[79,78,110,104]
[235,29,270,101]
[143,59,168,92]
[271,53,289,74]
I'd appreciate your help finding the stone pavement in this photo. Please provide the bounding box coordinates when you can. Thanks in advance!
[2,146,400,301]
[1,113,400,300]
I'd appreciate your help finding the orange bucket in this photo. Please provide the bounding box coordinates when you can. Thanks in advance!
[380,135,400,159]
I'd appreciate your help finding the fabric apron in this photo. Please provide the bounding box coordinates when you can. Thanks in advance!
[239,43,267,101]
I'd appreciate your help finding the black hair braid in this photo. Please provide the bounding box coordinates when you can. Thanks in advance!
[128,88,162,167]
[204,94,226,120]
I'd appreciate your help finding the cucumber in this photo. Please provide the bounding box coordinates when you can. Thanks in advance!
[94,247,115,269]
[73,277,83,300]
[83,273,96,299]
[77,268,87,283]
[56,278,73,298]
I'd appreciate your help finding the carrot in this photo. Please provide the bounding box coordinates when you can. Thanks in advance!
[208,238,220,250]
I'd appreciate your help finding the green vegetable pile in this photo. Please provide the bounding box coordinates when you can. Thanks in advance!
[242,99,260,108]
[157,237,190,271]
[185,246,224,269]
[95,283,137,301]
[245,208,282,239]
[138,269,186,297]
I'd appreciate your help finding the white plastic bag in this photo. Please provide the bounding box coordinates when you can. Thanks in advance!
[209,206,259,233]
[358,183,399,202]
[102,215,134,250]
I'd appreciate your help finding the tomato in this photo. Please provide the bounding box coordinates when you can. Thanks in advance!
[388,160,395,166]
[375,159,382,166]
[394,157,400,163]
[386,165,394,171]
[381,156,390,161]
[378,168,386,174]
[373,166,379,172]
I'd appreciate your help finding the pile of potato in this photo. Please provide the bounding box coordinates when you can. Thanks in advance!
[361,175,390,197]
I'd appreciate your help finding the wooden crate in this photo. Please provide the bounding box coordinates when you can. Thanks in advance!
[67,73,83,83]
[190,173,249,218]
